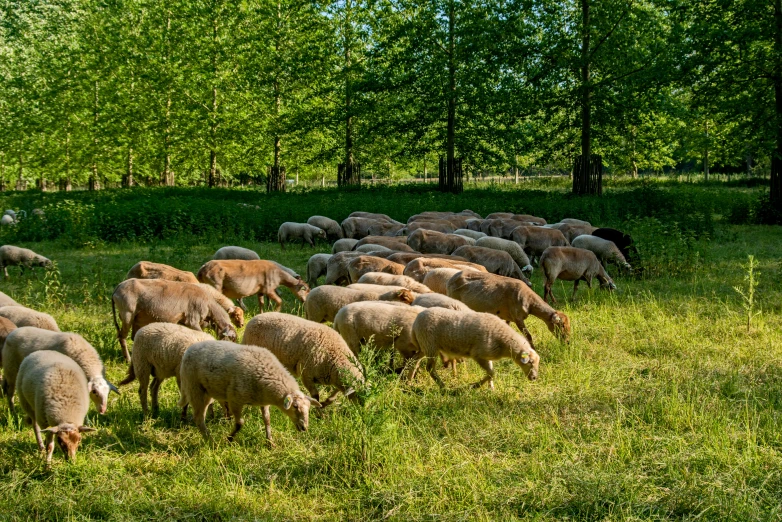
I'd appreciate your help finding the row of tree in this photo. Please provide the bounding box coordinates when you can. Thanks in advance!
[0,0,780,203]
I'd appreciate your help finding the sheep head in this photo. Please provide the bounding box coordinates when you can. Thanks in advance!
[512,347,540,381]
[228,306,245,328]
[218,326,238,342]
[548,311,571,343]
[44,424,95,460]
[88,378,113,414]
[281,391,320,432]
[293,279,310,302]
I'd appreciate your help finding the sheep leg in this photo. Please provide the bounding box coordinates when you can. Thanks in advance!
[33,423,44,452]
[262,405,275,447]
[226,403,244,442]
[117,324,132,363]
[191,397,211,441]
[572,280,580,300]
[472,359,495,390]
[237,298,247,312]
[426,357,446,388]
[258,293,265,311]
[515,320,535,347]
[44,431,55,467]
[280,240,286,251]
[2,265,7,278]
[138,372,150,417]
[404,355,424,382]
[150,377,162,417]
[321,388,343,407]
[266,292,283,313]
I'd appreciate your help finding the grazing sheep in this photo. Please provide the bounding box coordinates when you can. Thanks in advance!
[0,215,15,226]
[0,290,19,308]
[560,218,591,226]
[179,340,320,443]
[465,218,485,231]
[475,236,533,273]
[540,246,616,303]
[446,270,571,344]
[213,246,261,261]
[0,245,52,278]
[112,279,238,362]
[412,293,471,311]
[347,284,419,298]
[305,285,414,323]
[307,215,344,240]
[119,323,216,417]
[481,218,539,239]
[126,261,199,284]
[510,226,570,261]
[485,213,546,225]
[325,252,364,285]
[453,229,487,240]
[356,272,432,293]
[355,243,392,253]
[563,224,597,242]
[0,306,60,332]
[242,313,365,406]
[367,221,407,237]
[341,217,387,239]
[412,308,540,389]
[451,246,531,285]
[591,228,636,261]
[406,220,457,235]
[32,208,45,217]
[354,236,414,252]
[386,252,468,265]
[422,268,463,294]
[197,260,309,312]
[3,327,118,414]
[407,229,473,255]
[277,222,328,249]
[347,256,405,283]
[197,284,245,327]
[307,253,332,288]
[403,257,486,283]
[349,212,402,224]
[332,238,360,254]
[0,316,17,353]
[16,351,96,466]
[571,235,631,270]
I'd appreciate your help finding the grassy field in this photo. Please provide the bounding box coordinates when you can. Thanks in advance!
[0,184,781,520]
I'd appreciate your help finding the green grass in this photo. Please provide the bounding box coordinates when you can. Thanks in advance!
[0,189,781,519]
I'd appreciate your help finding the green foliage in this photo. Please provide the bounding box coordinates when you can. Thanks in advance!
[733,255,761,333]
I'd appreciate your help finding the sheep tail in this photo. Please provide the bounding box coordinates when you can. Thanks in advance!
[118,362,136,386]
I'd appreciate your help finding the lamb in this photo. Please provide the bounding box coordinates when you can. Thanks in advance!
[403,257,486,283]
[307,215,344,240]
[407,229,473,255]
[453,229,487,240]
[277,222,328,249]
[347,256,405,283]
[510,226,570,261]
[213,246,261,261]
[446,270,571,344]
[178,340,320,443]
[411,293,471,311]
[0,306,60,332]
[349,211,402,224]
[355,243,392,253]
[242,312,365,406]
[540,246,616,303]
[126,261,199,284]
[3,327,118,414]
[422,268,463,294]
[356,272,432,293]
[119,323,216,417]
[307,253,332,287]
[112,278,238,362]
[571,235,631,270]
[16,351,96,466]
[197,259,309,312]
[354,236,414,252]
[412,308,540,389]
[332,238,360,254]
[305,285,415,323]
[0,290,19,308]
[475,236,533,273]
[0,245,52,278]
[451,245,532,285]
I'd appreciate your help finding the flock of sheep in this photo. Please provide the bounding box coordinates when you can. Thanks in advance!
[0,208,635,466]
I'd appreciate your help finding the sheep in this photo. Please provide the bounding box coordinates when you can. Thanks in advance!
[325,251,365,285]
[481,218,536,239]
[347,256,405,283]
[0,290,19,307]
[0,306,60,332]
[0,215,15,226]
[0,245,52,278]
[349,211,402,224]
[197,283,245,327]
[0,316,16,352]
[412,293,471,311]
[356,272,432,293]
[403,257,486,283]
[341,217,388,239]
[453,229,487,240]
[16,351,96,466]
[32,208,45,217]
[347,284,420,299]
[332,238,360,254]
[242,312,365,406]
[3,327,118,414]
[451,245,532,286]
[540,246,616,303]
[407,229,473,255]
[277,222,328,249]
[355,243,392,253]
[118,323,216,417]
[562,223,597,242]
[354,236,413,252]
[307,215,344,240]
[446,270,571,344]
[591,227,636,261]
[197,260,309,312]
[409,214,472,229]
[560,218,591,226]
[111,279,238,362]
[406,220,457,235]
[475,236,533,273]
[485,213,547,225]
[412,308,540,389]
[213,246,261,261]
[510,226,570,261]
[571,235,632,270]
[367,221,407,237]
[178,340,320,443]
[465,218,485,231]
[305,285,415,323]
[423,267,470,295]
[126,261,199,284]
[307,253,332,288]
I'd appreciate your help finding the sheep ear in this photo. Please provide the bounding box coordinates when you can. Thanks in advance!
[520,352,530,365]
[108,382,120,395]
[551,314,562,324]
[283,395,293,410]
[42,426,60,434]
[79,426,97,433]
[306,397,323,408]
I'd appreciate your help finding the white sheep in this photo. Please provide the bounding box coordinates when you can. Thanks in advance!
[412,308,540,389]
[307,253,332,288]
[213,246,261,261]
[118,323,214,417]
[278,222,328,249]
[305,285,415,323]
[3,326,118,414]
[571,235,631,270]
[559,218,591,226]
[453,229,487,240]
[16,350,96,466]
[307,216,344,240]
[475,236,533,273]
[347,283,420,298]
[422,267,463,294]
[356,272,432,293]
[540,246,616,303]
[411,293,471,312]
[0,306,60,331]
[0,245,52,278]
[0,215,15,226]
[178,340,320,443]
[355,243,392,253]
[332,238,360,254]
[0,290,19,307]
[242,312,365,407]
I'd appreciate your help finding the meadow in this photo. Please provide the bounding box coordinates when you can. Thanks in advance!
[0,181,780,520]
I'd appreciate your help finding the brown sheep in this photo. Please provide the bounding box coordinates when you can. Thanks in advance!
[406,220,457,235]
[451,245,532,286]
[349,212,402,224]
[403,257,487,283]
[347,256,405,283]
[197,260,309,312]
[485,213,547,225]
[305,285,415,323]
[341,217,388,239]
[446,270,571,344]
[354,236,414,252]
[481,218,536,239]
[540,246,616,303]
[386,252,468,265]
[407,229,473,255]
[510,226,570,261]
[125,261,199,284]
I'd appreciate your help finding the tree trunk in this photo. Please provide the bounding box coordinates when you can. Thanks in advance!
[424,156,427,182]
[514,154,519,184]
[90,80,99,191]
[0,152,5,192]
[340,0,359,188]
[273,0,282,176]
[17,144,25,191]
[123,148,134,188]
[208,12,218,188]
[703,122,710,182]
[771,0,782,209]
[446,0,456,191]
